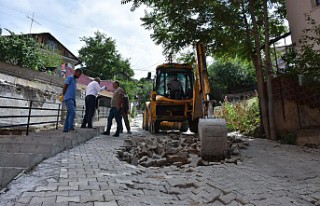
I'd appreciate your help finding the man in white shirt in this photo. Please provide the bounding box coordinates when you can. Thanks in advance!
[81,77,106,128]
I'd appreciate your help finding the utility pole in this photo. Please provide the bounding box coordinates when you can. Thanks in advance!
[27,12,41,33]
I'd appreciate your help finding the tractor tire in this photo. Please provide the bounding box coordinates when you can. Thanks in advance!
[179,122,189,132]
[151,120,160,134]
[142,111,146,130]
[188,118,199,133]
[144,111,149,131]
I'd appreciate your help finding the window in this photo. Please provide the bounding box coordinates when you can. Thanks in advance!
[156,68,193,99]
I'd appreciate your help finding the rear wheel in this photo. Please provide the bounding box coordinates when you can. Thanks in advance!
[142,111,146,129]
[144,111,149,131]
[188,118,199,133]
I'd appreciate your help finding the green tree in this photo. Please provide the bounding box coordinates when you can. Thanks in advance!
[78,31,134,80]
[0,29,40,69]
[208,61,256,102]
[122,0,287,139]
[0,28,62,71]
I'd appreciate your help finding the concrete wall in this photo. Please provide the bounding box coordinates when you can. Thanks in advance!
[0,62,85,131]
[286,0,320,47]
[272,76,320,134]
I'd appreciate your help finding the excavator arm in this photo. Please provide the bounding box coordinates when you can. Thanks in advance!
[192,42,211,120]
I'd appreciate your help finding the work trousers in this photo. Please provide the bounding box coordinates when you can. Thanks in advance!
[106,107,122,135]
[120,109,131,132]
[81,95,96,128]
[63,98,76,132]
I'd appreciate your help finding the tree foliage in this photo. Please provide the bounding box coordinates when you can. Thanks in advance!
[0,28,61,70]
[208,60,256,102]
[78,31,134,80]
[122,0,286,60]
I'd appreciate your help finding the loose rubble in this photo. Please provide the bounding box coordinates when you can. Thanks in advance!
[117,132,250,168]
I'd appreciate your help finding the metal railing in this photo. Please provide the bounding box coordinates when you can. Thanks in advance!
[0,96,108,135]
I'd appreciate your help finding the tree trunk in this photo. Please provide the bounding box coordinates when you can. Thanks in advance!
[248,0,270,139]
[263,0,277,140]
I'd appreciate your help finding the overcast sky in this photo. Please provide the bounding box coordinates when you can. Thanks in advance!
[0,0,165,79]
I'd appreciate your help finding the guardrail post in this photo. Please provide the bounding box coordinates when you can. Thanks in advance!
[81,105,85,119]
[56,104,61,130]
[26,101,33,136]
[98,107,100,121]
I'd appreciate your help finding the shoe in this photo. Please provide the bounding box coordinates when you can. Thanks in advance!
[102,132,110,135]
[120,130,123,133]
[81,125,86,128]
[113,134,119,137]
[127,131,132,134]
[88,126,95,129]
[70,128,75,131]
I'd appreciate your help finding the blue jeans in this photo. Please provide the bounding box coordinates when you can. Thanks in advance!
[63,99,76,132]
[106,107,122,135]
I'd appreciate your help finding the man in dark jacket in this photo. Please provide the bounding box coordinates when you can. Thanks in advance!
[120,92,131,134]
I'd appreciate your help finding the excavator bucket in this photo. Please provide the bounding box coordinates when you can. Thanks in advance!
[194,42,228,160]
[198,118,228,160]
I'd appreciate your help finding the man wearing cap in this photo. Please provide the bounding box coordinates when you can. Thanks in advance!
[62,68,82,132]
[103,81,124,137]
[81,77,106,129]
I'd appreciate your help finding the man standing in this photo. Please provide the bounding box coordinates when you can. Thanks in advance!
[81,77,106,129]
[119,92,131,134]
[62,68,82,132]
[103,81,124,137]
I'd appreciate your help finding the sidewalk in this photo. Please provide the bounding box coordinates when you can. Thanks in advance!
[0,117,319,206]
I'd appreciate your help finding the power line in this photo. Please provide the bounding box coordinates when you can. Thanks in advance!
[0,2,88,33]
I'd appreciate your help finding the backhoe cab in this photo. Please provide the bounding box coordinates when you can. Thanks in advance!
[143,63,198,134]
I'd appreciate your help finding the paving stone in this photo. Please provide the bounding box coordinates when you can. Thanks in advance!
[227,200,242,206]
[56,195,80,203]
[16,196,32,204]
[79,184,101,190]
[69,203,94,206]
[219,192,237,205]
[69,190,91,196]
[21,191,46,198]
[58,185,79,191]
[94,201,118,206]
[91,189,114,196]
[30,196,56,205]
[34,185,58,192]
[42,202,68,206]
[45,191,68,197]
[81,195,104,203]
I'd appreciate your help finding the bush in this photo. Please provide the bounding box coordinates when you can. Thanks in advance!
[130,107,137,119]
[217,97,260,136]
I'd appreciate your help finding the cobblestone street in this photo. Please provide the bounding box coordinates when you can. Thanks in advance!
[0,118,320,206]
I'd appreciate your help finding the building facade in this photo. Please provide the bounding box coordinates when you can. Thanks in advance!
[286,0,320,47]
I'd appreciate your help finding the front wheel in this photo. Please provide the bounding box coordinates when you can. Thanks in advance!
[188,118,199,133]
[179,122,189,132]
[150,120,160,134]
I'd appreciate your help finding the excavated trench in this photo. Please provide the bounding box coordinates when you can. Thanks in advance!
[117,132,250,168]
